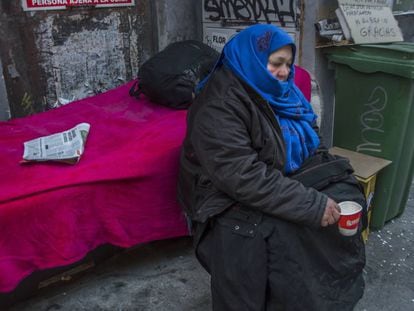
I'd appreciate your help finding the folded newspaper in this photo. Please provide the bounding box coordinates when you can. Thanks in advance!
[22,123,91,164]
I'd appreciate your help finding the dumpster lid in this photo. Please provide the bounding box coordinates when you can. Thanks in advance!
[325,42,414,79]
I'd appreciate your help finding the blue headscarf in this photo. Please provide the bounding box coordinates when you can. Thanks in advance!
[201,24,320,174]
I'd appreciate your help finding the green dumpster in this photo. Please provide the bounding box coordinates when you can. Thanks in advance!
[325,42,414,229]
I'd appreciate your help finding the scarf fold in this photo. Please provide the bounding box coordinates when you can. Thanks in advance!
[215,24,320,174]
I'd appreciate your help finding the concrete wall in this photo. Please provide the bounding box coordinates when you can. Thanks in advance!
[0,0,200,120]
[313,0,339,147]
[395,13,414,42]
[152,0,201,51]
[0,59,10,120]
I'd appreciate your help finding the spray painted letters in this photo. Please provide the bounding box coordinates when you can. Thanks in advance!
[357,86,387,153]
[204,0,297,27]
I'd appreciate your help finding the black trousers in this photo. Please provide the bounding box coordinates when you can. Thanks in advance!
[195,206,365,311]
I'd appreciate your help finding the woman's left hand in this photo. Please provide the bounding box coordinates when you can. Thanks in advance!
[321,198,341,227]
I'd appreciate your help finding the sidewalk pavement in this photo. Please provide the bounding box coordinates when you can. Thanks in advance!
[6,181,414,311]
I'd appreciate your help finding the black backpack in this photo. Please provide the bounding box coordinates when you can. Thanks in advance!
[129,40,219,109]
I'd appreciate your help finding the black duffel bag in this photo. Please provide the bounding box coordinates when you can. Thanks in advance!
[129,40,219,109]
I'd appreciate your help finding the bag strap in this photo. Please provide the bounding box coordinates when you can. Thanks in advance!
[129,80,142,98]
[289,153,354,190]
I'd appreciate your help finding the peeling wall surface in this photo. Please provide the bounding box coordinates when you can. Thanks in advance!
[36,12,142,107]
[0,0,199,119]
[0,1,153,118]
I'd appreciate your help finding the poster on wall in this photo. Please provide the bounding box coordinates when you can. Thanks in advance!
[22,0,135,11]
[202,0,300,52]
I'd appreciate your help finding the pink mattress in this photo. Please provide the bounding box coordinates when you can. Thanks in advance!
[0,81,189,293]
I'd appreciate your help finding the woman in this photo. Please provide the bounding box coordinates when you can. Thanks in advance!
[177,24,366,311]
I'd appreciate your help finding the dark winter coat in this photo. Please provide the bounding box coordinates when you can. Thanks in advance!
[177,66,328,227]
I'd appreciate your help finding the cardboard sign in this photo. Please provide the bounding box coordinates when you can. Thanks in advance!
[22,0,135,11]
[337,0,403,44]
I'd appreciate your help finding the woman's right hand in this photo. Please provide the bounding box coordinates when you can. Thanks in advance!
[321,198,341,227]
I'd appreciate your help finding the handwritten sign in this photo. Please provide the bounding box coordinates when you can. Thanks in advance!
[337,0,403,44]
[22,0,135,11]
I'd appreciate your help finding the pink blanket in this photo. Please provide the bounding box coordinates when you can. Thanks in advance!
[0,81,189,293]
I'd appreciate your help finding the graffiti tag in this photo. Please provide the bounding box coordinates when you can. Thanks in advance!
[357,86,387,153]
[204,0,297,27]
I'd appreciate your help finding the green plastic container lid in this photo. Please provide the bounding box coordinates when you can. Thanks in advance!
[325,42,414,79]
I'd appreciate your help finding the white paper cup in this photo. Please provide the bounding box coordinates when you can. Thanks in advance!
[338,201,363,236]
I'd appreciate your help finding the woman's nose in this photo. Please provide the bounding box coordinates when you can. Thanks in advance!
[278,65,290,80]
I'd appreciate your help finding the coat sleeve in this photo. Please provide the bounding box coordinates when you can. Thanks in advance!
[190,98,327,228]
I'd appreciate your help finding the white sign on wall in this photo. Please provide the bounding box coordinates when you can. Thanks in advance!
[22,0,135,11]
[204,29,236,51]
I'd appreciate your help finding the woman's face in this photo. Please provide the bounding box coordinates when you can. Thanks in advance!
[266,45,293,82]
